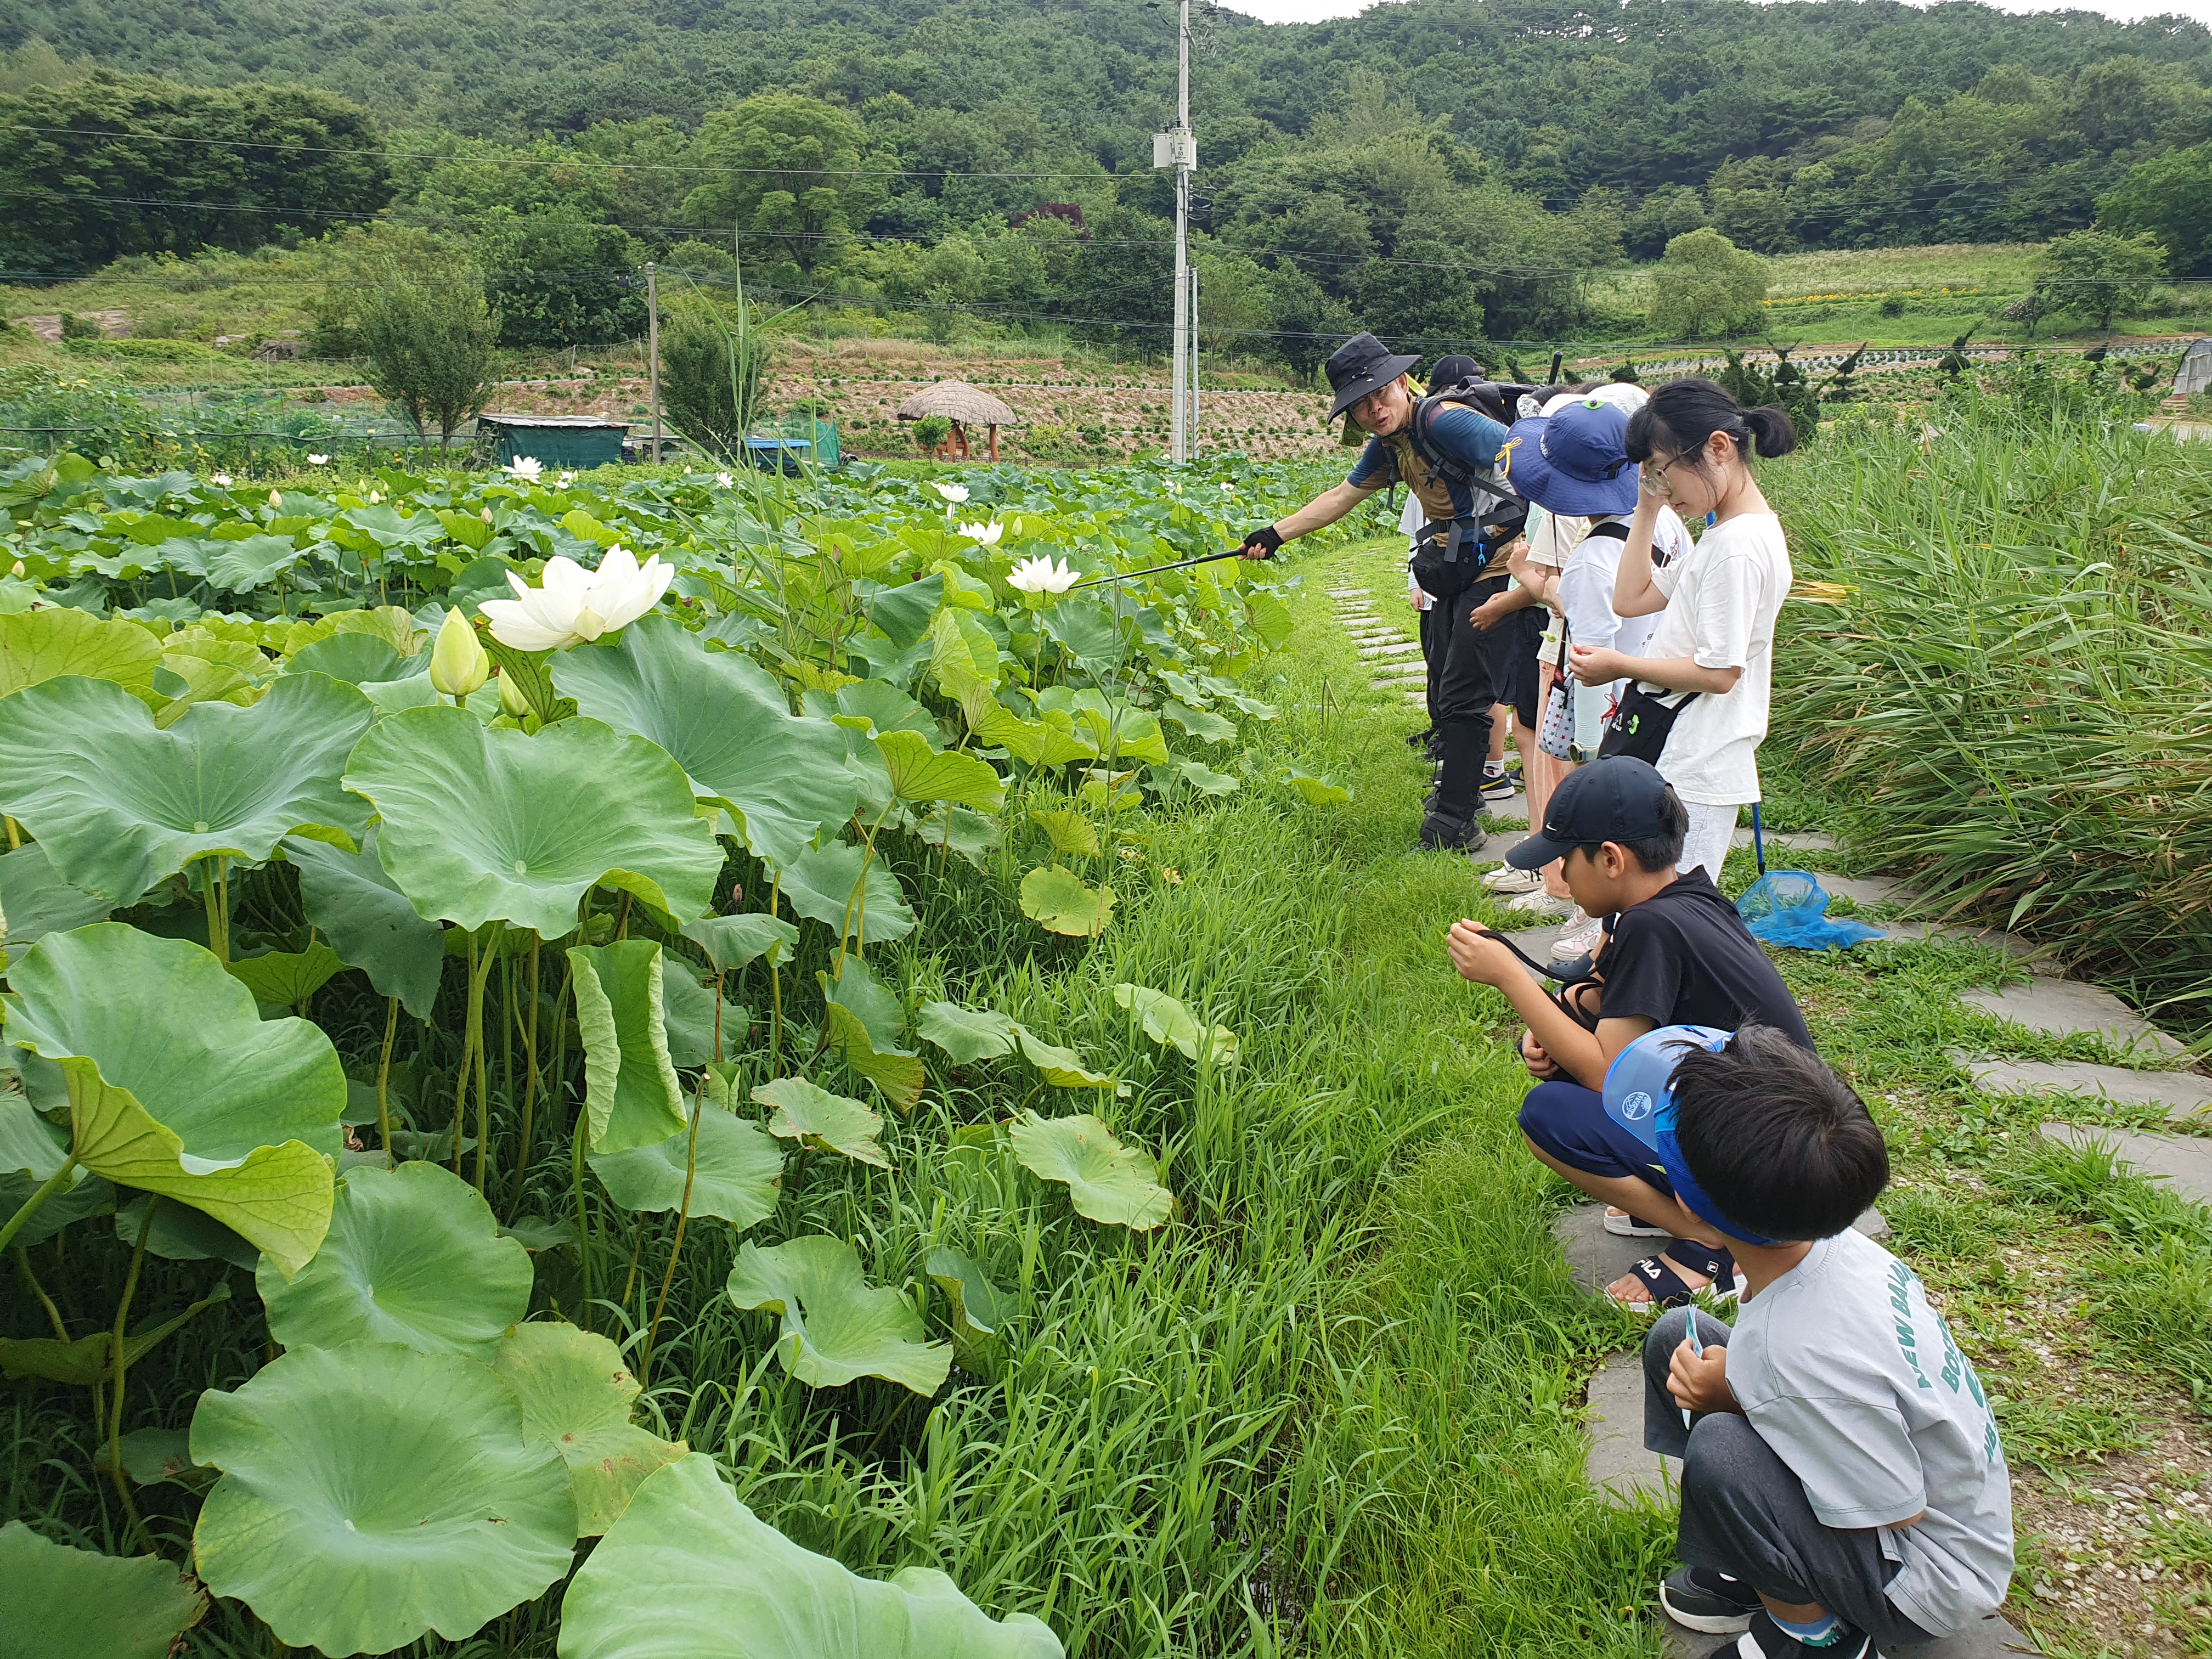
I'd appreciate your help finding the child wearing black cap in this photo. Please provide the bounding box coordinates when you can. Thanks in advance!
[1444,755,1814,1308]
[1627,1025,2013,1659]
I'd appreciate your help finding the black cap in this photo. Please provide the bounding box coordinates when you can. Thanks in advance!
[1427,353,1481,393]
[1506,756,1676,868]
[1324,331,1421,424]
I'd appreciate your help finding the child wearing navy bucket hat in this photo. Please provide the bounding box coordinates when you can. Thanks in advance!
[1621,1024,2015,1659]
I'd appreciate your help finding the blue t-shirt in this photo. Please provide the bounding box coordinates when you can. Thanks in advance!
[1345,404,1510,521]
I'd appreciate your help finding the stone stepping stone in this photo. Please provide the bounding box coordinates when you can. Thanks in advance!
[1662,1611,2038,1657]
[1729,827,1837,853]
[1818,874,1907,907]
[2040,1122,2212,1206]
[1357,642,1423,658]
[1960,1057,2212,1119]
[1960,980,2188,1061]
[1556,1201,1888,1305]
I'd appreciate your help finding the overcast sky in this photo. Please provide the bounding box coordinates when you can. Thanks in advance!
[1218,0,2212,26]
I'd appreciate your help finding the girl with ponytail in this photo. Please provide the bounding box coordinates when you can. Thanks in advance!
[1565,377,1798,886]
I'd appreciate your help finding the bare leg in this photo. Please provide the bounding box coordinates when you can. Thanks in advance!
[1488,704,1510,764]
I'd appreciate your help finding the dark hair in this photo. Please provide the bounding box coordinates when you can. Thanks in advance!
[1571,782,1689,874]
[1623,376,1797,470]
[1670,1025,1888,1242]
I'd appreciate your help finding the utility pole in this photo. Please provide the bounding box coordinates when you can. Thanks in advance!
[1154,0,1196,463]
[1187,261,1200,458]
[645,262,663,465]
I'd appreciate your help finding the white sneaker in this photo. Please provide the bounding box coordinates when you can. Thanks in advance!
[1481,865,1544,894]
[1504,889,1576,919]
[1551,914,1606,961]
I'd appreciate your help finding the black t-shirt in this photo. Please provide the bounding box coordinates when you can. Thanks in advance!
[1596,868,1816,1050]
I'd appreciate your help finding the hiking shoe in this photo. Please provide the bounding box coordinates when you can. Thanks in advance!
[1660,1566,1760,1634]
[1418,810,1488,854]
[1481,865,1545,894]
[1703,1611,1872,1658]
[1404,726,1435,751]
[1481,764,1519,801]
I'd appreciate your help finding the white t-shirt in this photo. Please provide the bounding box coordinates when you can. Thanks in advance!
[1399,493,1432,610]
[1726,1227,2014,1638]
[1639,510,1791,805]
[1561,507,1694,748]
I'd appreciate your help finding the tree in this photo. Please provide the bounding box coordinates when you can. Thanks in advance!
[0,71,391,272]
[680,95,887,275]
[357,272,498,449]
[476,208,646,348]
[2098,143,2212,279]
[1060,205,1174,354]
[1193,246,1272,367]
[308,222,458,358]
[1649,228,1769,341]
[657,294,768,457]
[1265,263,1352,387]
[2032,229,2167,331]
[1350,242,1484,356]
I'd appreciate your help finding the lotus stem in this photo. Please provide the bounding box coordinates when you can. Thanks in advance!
[14,1244,67,1339]
[375,995,398,1169]
[639,1069,706,1389]
[571,1114,592,1333]
[451,929,478,1176]
[509,934,541,1217]
[0,1158,76,1256]
[3,815,18,850]
[110,1195,157,1553]
[619,1224,644,1312]
[470,924,500,1194]
[200,854,231,965]
[766,874,785,1072]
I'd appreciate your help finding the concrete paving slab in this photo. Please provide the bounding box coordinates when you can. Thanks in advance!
[1959,1056,2212,1120]
[2041,1122,2212,1206]
[1818,874,1909,907]
[1356,641,1423,657]
[1556,1203,1886,1299]
[1961,980,2189,1061]
[1662,1611,2038,1657]
[1731,828,1838,852]
[1887,920,2063,975]
[1586,1352,1677,1507]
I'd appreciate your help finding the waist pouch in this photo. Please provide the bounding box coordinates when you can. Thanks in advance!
[1410,518,1504,602]
[1599,683,1699,764]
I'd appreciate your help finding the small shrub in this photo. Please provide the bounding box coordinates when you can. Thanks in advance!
[1878,295,1906,318]
[911,414,951,454]
[57,311,99,340]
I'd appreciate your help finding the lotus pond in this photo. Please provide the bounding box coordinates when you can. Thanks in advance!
[0,450,1404,1657]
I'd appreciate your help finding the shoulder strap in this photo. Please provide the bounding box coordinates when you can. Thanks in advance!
[1411,392,1519,501]
[1583,521,1629,544]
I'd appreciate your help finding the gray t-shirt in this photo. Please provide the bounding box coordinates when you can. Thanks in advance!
[1725,1226,2014,1637]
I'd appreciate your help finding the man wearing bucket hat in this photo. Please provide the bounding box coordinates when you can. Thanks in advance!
[1618,1025,2014,1659]
[1235,331,1530,851]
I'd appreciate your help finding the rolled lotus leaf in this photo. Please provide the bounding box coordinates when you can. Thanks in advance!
[258,1161,532,1358]
[552,615,857,869]
[284,828,445,1019]
[1112,983,1239,1066]
[725,1235,950,1395]
[915,1001,1019,1065]
[589,1106,783,1229]
[753,1076,887,1168]
[191,1342,576,1656]
[557,1454,1063,1659]
[0,672,374,904]
[492,1322,687,1535]
[1006,1111,1173,1231]
[0,1519,208,1659]
[569,941,689,1155]
[777,840,915,946]
[343,706,722,937]
[0,606,165,703]
[3,924,341,1275]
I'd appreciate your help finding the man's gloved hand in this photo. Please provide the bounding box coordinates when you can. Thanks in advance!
[1238,524,1283,561]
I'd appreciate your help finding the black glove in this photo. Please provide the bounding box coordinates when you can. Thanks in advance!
[1239,524,1283,560]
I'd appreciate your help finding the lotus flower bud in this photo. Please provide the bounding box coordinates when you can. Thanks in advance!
[428,606,489,698]
[9,561,22,578]
[497,668,530,719]
[269,490,282,507]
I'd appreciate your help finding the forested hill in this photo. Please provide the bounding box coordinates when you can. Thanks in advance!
[9,0,2208,218]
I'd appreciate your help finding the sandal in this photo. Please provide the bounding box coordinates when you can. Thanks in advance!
[1604,1208,1672,1238]
[1609,1240,1742,1314]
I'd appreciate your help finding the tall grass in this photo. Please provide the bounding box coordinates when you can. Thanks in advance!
[1767,377,2212,1033]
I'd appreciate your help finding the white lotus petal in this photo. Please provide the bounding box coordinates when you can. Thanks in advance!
[572,603,610,642]
[480,601,579,653]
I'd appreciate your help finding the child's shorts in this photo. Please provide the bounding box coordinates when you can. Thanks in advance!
[1517,1080,1677,1197]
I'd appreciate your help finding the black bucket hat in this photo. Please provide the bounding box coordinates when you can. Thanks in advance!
[1325,331,1421,424]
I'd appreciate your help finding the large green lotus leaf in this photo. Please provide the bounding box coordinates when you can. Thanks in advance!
[115,1192,258,1271]
[1018,866,1116,938]
[0,1088,114,1248]
[1112,983,1239,1066]
[819,954,904,1050]
[191,1342,576,1656]
[753,1076,887,1168]
[201,534,307,594]
[283,631,425,686]
[556,1454,1063,1659]
[0,1519,208,1659]
[915,1001,1019,1065]
[1159,699,1236,745]
[257,1162,532,1358]
[873,729,1003,811]
[3,924,340,1274]
[284,828,445,1019]
[0,607,164,703]
[724,1235,950,1395]
[569,941,688,1154]
[1006,1111,1173,1230]
[0,842,112,969]
[778,841,915,946]
[660,966,749,1068]
[553,616,857,870]
[345,707,722,936]
[0,673,374,904]
[1027,808,1099,859]
[492,1323,687,1536]
[226,941,345,1007]
[820,1002,925,1114]
[589,1104,783,1229]
[680,911,797,974]
[861,571,944,648]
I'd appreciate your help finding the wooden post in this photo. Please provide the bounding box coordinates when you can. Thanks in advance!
[987,423,999,462]
[645,263,662,465]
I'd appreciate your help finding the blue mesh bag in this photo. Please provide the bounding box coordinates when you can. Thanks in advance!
[1735,805,1883,951]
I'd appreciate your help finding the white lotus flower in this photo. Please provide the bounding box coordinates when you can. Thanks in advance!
[556,470,576,486]
[957,520,1003,546]
[307,453,330,466]
[210,472,233,487]
[715,471,735,488]
[1219,481,1234,492]
[1006,555,1079,595]
[504,455,543,483]
[934,482,970,504]
[479,545,674,652]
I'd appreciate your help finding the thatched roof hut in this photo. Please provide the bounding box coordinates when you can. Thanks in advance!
[894,381,1022,427]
